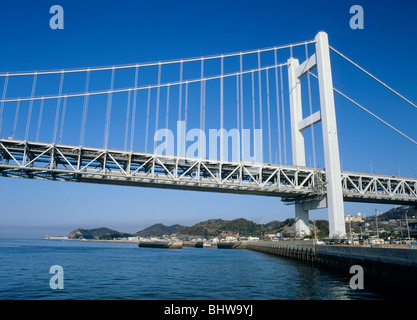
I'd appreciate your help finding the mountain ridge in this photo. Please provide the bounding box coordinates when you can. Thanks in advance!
[68,227,132,240]
[66,206,416,240]
[66,217,321,239]
[135,223,185,237]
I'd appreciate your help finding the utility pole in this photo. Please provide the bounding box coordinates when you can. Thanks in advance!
[399,219,403,238]
[349,215,353,245]
[405,212,411,241]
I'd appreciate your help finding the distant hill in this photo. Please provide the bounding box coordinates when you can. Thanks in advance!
[366,205,417,221]
[67,217,331,240]
[177,218,304,238]
[266,218,295,229]
[135,223,186,237]
[177,218,261,237]
[68,227,134,240]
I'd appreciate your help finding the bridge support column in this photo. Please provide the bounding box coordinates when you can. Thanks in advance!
[315,31,346,239]
[295,204,310,237]
[288,57,310,237]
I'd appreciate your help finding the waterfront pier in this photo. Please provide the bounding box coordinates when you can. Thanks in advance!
[247,240,417,290]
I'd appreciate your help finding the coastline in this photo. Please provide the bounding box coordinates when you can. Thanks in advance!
[44,238,138,244]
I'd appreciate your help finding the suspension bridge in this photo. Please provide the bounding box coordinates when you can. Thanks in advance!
[0,31,416,239]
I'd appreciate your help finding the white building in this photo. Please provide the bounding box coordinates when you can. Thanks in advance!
[345,212,364,223]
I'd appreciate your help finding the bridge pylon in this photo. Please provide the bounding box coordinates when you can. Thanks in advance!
[287,31,346,239]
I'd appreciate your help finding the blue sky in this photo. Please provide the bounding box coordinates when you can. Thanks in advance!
[0,0,416,238]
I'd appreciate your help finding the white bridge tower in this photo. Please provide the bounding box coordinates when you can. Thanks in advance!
[287,31,346,239]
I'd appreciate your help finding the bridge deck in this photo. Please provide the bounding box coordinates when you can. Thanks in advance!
[0,138,416,205]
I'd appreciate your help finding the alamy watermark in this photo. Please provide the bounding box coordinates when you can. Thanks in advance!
[49,265,64,290]
[349,265,364,290]
[154,121,263,163]
[50,5,64,30]
[350,5,364,30]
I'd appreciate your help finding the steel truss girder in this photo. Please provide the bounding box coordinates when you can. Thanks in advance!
[0,138,416,205]
[341,172,417,205]
[0,139,317,198]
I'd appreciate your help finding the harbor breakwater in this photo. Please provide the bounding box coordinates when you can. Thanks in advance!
[139,241,246,249]
[138,241,182,249]
[247,240,417,291]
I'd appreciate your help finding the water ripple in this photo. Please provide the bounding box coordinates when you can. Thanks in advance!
[0,239,386,300]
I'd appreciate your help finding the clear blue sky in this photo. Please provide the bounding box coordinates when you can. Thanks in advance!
[0,0,416,238]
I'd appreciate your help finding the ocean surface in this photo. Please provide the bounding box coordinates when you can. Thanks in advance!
[0,239,392,300]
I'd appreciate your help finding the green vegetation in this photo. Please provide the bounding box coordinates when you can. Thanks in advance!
[67,217,331,239]
[366,205,416,222]
[99,233,135,240]
[135,223,185,237]
[68,227,134,240]
[177,218,329,238]
[313,220,329,238]
[178,218,265,237]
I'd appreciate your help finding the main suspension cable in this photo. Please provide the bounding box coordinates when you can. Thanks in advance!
[309,72,417,146]
[0,40,315,78]
[0,63,289,104]
[329,45,417,111]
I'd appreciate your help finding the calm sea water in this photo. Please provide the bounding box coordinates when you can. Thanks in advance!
[0,239,387,300]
